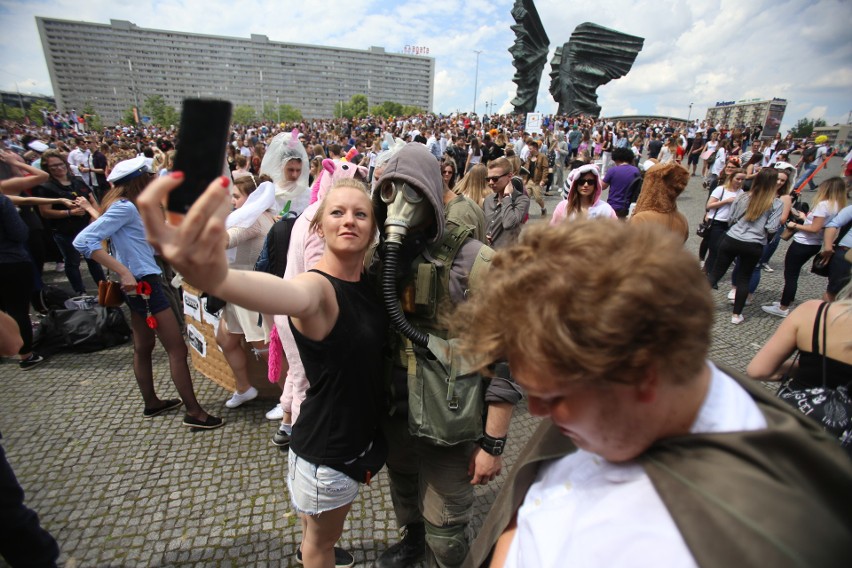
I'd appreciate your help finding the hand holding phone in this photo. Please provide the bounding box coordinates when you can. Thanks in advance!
[168,99,232,223]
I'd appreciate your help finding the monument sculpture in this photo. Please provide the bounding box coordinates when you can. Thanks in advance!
[510,0,645,116]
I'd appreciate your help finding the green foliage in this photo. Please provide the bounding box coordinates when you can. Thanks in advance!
[122,107,137,125]
[141,95,180,127]
[369,100,423,118]
[790,117,827,139]
[336,94,370,119]
[260,102,302,123]
[0,104,26,121]
[232,105,257,125]
[81,102,103,131]
[27,100,53,125]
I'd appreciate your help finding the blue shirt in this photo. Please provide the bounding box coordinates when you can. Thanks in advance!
[826,204,852,248]
[73,199,161,278]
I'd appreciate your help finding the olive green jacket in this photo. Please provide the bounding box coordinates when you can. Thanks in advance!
[464,365,852,568]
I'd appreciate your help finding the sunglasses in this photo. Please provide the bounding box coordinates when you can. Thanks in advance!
[442,170,454,175]
[486,173,509,183]
[577,178,596,186]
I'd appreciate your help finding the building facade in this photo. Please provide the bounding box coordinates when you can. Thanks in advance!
[813,124,852,152]
[36,18,435,124]
[704,98,787,139]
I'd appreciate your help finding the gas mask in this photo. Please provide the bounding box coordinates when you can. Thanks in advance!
[379,180,431,244]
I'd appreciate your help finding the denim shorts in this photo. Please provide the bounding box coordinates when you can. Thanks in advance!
[287,449,359,516]
[124,274,172,317]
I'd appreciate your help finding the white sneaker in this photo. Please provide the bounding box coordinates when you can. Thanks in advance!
[265,403,284,421]
[761,263,774,273]
[225,386,258,408]
[731,314,745,325]
[761,305,789,318]
[727,289,736,301]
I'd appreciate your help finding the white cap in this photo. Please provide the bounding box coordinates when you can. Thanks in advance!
[28,141,49,152]
[107,156,150,184]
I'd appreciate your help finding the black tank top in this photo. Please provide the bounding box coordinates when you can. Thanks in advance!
[793,302,852,389]
[289,270,388,464]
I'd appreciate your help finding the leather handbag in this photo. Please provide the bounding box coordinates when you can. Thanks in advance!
[696,207,718,239]
[810,254,831,277]
[98,280,124,307]
[775,302,851,453]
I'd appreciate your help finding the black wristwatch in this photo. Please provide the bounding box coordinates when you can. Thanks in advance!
[480,433,507,456]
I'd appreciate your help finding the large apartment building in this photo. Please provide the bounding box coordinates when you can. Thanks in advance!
[36,18,435,124]
[704,97,787,139]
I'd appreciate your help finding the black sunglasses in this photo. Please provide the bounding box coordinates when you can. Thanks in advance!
[486,173,509,182]
[577,178,596,186]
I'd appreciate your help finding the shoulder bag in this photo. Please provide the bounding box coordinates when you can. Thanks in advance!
[696,202,719,239]
[775,302,852,453]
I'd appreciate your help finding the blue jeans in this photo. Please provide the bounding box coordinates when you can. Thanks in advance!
[794,163,817,191]
[52,232,105,295]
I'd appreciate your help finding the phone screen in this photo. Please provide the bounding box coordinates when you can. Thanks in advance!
[168,99,232,219]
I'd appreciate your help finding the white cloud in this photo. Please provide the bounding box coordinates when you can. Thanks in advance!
[0,0,849,134]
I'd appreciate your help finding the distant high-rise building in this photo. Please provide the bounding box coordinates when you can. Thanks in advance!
[36,18,435,124]
[704,98,787,139]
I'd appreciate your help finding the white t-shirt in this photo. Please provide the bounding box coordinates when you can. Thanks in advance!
[503,363,766,568]
[708,187,741,222]
[794,200,839,246]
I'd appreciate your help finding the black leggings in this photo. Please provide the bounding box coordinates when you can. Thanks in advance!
[708,236,763,314]
[780,241,821,307]
[0,262,35,355]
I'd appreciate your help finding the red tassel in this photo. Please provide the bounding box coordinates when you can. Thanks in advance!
[137,281,152,297]
[146,315,158,329]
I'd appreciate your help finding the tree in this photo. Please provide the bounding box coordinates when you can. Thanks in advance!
[27,101,53,126]
[370,100,421,118]
[260,102,302,123]
[790,117,827,139]
[141,95,180,127]
[122,107,137,125]
[81,102,103,132]
[0,104,25,122]
[336,94,370,119]
[232,105,257,125]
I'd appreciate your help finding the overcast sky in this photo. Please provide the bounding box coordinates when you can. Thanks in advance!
[1,0,850,131]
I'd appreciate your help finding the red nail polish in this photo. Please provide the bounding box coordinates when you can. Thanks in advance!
[220,176,230,187]
[170,171,184,179]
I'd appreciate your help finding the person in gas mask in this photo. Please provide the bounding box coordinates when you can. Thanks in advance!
[370,143,523,568]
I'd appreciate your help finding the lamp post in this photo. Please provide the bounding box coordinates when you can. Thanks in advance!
[473,50,482,115]
[687,102,693,123]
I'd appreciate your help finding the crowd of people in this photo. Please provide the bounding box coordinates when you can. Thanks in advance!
[1,108,851,567]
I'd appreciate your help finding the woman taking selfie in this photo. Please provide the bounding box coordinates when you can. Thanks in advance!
[138,174,387,568]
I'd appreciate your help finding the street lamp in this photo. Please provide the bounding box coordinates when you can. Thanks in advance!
[473,50,482,115]
[687,102,693,123]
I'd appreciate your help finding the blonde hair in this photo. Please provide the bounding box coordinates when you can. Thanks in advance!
[308,178,375,236]
[812,177,848,212]
[455,163,489,206]
[744,168,778,222]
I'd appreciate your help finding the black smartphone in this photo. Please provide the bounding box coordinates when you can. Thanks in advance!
[168,99,232,220]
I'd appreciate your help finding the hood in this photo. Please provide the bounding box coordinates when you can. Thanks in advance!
[260,129,309,189]
[373,142,445,244]
[564,163,603,205]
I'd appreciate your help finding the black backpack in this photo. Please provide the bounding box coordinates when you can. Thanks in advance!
[254,213,299,278]
[627,173,645,204]
[802,146,818,164]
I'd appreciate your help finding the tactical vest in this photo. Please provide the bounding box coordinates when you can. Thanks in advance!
[394,224,495,446]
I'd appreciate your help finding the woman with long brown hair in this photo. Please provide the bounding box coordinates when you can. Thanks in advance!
[73,157,222,428]
[707,168,783,324]
[454,163,489,207]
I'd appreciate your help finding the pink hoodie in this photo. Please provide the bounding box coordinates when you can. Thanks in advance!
[549,163,617,225]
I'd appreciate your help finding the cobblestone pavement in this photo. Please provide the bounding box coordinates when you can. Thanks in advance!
[0,157,844,567]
